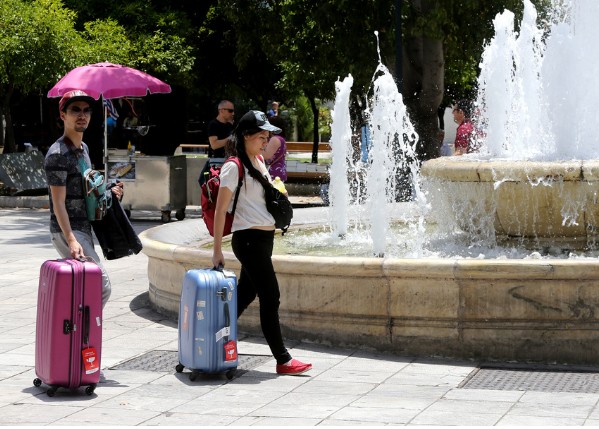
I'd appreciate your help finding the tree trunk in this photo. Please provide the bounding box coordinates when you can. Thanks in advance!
[1,85,16,153]
[402,3,445,161]
[0,111,4,149]
[403,36,444,160]
[308,95,320,163]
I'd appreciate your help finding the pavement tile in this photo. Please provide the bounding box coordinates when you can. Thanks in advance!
[422,398,515,415]
[497,414,587,426]
[409,409,503,426]
[0,403,83,425]
[250,400,340,419]
[318,418,391,426]
[369,383,451,399]
[519,390,599,406]
[351,393,437,411]
[329,405,420,425]
[52,406,162,425]
[385,370,467,387]
[443,387,525,402]
[293,380,377,396]
[91,386,193,412]
[313,368,395,384]
[142,411,239,426]
[508,401,595,418]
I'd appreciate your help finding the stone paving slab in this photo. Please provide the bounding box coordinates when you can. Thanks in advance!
[2,207,599,426]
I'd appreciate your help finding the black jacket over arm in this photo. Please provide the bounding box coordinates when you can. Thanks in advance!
[91,192,142,260]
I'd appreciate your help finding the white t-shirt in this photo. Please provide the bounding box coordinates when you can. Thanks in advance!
[219,157,275,231]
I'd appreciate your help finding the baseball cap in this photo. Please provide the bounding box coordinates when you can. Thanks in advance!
[59,90,95,112]
[237,110,281,134]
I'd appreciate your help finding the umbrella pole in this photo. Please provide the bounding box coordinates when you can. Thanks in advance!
[103,97,108,176]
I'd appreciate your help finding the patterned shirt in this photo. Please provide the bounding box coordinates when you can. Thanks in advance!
[454,119,475,153]
[267,135,287,181]
[44,136,92,235]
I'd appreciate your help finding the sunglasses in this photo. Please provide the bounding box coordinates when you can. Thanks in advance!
[221,108,235,113]
[67,106,93,116]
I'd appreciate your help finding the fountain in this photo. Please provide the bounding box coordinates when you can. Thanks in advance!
[422,0,599,251]
[140,0,599,365]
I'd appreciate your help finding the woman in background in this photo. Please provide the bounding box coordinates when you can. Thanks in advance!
[263,115,288,182]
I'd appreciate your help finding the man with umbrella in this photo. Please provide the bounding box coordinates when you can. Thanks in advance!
[44,90,123,309]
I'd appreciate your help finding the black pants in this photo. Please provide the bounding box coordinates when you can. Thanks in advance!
[232,228,291,365]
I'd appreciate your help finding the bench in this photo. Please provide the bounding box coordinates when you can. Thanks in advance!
[286,142,331,153]
[176,142,331,154]
[174,144,209,154]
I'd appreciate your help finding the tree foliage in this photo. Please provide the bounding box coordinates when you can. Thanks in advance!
[1,0,555,160]
[0,0,80,151]
[0,0,196,152]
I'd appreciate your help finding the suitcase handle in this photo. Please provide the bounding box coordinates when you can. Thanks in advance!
[83,305,90,345]
[224,302,230,342]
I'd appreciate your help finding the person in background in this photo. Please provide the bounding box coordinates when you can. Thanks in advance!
[212,110,312,376]
[44,90,123,309]
[123,110,138,128]
[452,99,476,156]
[199,100,235,186]
[263,115,288,182]
[267,101,279,117]
[207,100,235,159]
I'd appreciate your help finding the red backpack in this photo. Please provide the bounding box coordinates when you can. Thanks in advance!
[201,157,243,237]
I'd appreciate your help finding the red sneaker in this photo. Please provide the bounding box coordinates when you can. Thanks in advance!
[276,359,312,375]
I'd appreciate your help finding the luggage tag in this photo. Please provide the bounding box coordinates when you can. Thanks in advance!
[224,340,237,361]
[82,347,100,374]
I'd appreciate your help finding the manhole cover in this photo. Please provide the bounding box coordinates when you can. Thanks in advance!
[461,365,599,393]
[110,350,272,379]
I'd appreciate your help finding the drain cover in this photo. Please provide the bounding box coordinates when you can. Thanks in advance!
[110,350,271,378]
[461,366,599,393]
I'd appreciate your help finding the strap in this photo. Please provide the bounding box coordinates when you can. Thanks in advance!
[77,156,89,176]
[267,151,285,170]
[265,139,286,169]
[225,157,244,216]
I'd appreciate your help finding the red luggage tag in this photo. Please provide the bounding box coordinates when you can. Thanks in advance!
[224,340,237,361]
[82,347,100,374]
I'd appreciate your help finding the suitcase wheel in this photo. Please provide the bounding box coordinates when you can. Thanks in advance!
[175,363,184,373]
[33,378,42,387]
[226,369,236,380]
[189,370,200,381]
[85,385,96,395]
[47,387,57,397]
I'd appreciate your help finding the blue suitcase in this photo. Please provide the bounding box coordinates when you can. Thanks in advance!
[176,268,238,380]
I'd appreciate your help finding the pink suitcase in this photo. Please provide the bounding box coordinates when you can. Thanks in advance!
[34,258,103,396]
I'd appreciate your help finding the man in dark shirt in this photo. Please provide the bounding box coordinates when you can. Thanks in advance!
[207,100,235,159]
[44,90,123,308]
[198,100,235,186]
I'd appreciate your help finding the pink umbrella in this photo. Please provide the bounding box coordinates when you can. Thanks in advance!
[47,62,171,99]
[48,62,172,173]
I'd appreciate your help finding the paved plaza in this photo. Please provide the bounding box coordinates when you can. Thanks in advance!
[1,205,599,426]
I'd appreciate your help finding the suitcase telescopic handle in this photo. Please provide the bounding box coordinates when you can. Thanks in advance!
[224,302,230,342]
[83,305,90,345]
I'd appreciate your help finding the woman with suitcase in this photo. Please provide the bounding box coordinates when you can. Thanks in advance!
[212,110,312,376]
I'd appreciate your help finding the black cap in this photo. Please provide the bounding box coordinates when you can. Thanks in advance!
[236,110,281,134]
[59,90,95,112]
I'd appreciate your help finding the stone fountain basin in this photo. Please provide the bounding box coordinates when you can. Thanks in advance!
[140,206,599,365]
[421,158,599,247]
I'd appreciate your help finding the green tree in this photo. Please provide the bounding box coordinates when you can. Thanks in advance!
[0,0,80,152]
[0,0,196,152]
